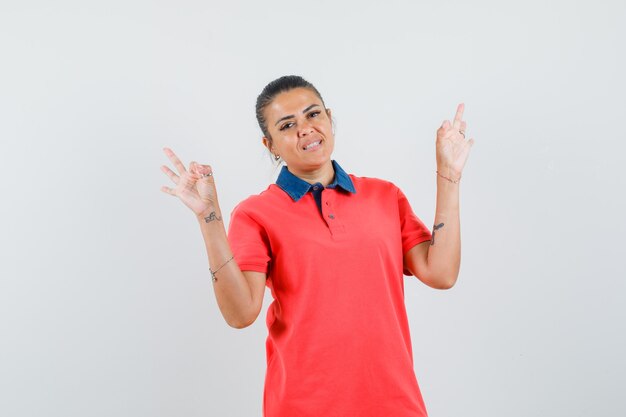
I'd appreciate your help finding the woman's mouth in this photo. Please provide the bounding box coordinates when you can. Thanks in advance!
[302,140,322,151]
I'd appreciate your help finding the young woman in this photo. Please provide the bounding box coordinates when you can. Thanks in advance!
[160,75,474,417]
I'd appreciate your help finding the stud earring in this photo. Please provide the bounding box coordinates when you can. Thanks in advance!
[274,154,280,161]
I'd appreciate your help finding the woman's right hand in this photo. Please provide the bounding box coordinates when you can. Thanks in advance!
[160,147,219,217]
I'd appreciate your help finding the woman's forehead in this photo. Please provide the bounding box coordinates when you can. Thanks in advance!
[266,88,322,118]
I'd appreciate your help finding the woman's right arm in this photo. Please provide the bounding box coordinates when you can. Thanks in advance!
[160,148,266,329]
[195,206,266,329]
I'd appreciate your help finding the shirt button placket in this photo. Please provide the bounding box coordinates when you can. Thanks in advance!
[323,193,336,227]
[322,193,331,227]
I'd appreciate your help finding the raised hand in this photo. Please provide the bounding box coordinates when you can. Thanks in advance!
[436,103,475,179]
[160,147,219,216]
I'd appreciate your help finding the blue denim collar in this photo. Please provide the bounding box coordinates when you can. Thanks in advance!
[276,160,356,202]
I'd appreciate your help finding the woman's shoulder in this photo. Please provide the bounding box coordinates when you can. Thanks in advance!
[231,184,284,215]
[349,173,400,193]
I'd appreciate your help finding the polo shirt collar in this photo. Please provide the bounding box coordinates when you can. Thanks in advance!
[276,160,356,202]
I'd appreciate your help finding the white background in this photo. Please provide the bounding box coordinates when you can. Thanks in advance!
[1,1,625,416]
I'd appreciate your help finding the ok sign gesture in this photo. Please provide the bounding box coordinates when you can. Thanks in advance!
[160,148,219,216]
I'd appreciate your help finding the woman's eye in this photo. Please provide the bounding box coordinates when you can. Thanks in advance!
[279,112,319,130]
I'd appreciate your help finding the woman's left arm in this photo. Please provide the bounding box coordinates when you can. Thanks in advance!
[404,103,474,290]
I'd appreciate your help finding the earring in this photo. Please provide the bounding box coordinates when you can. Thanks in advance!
[274,154,280,161]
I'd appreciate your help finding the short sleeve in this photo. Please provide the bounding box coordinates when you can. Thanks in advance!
[227,204,271,274]
[397,187,432,275]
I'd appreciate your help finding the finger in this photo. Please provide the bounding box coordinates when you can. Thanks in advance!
[190,161,211,179]
[442,123,460,140]
[443,130,461,143]
[437,120,450,137]
[189,161,200,179]
[459,121,467,138]
[161,165,179,184]
[197,164,214,180]
[452,103,464,129]
[163,148,187,175]
[160,185,176,196]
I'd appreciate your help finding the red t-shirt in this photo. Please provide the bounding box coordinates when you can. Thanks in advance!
[228,173,432,417]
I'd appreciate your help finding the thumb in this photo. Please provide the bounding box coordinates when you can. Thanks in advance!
[189,161,200,177]
[196,164,214,180]
[437,121,448,137]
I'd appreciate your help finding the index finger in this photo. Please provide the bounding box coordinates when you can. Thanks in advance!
[163,147,187,174]
[453,103,465,126]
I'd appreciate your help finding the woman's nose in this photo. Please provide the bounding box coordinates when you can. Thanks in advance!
[297,120,315,137]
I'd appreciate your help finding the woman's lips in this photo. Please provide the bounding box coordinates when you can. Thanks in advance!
[302,140,322,151]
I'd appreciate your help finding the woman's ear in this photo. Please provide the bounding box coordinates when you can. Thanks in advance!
[326,109,335,135]
[262,136,272,152]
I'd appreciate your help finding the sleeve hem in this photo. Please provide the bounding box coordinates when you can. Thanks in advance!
[237,263,268,274]
[402,234,432,255]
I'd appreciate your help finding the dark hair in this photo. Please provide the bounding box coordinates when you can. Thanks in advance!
[255,75,326,142]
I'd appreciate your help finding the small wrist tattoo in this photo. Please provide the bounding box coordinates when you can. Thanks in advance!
[431,222,444,245]
[203,211,222,223]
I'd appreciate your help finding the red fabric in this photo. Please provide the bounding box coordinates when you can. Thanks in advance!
[228,175,432,417]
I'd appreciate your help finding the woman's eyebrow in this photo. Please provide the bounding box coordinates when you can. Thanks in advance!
[274,104,320,126]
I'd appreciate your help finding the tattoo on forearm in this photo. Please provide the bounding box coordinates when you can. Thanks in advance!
[431,222,444,245]
[203,212,222,223]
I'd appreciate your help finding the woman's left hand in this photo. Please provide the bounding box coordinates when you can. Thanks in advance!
[436,103,475,178]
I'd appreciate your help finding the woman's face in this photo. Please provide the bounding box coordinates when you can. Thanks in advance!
[262,87,334,176]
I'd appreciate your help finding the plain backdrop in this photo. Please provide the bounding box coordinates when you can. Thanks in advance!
[1,1,625,416]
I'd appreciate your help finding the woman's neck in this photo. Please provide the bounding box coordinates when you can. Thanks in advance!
[289,160,335,186]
